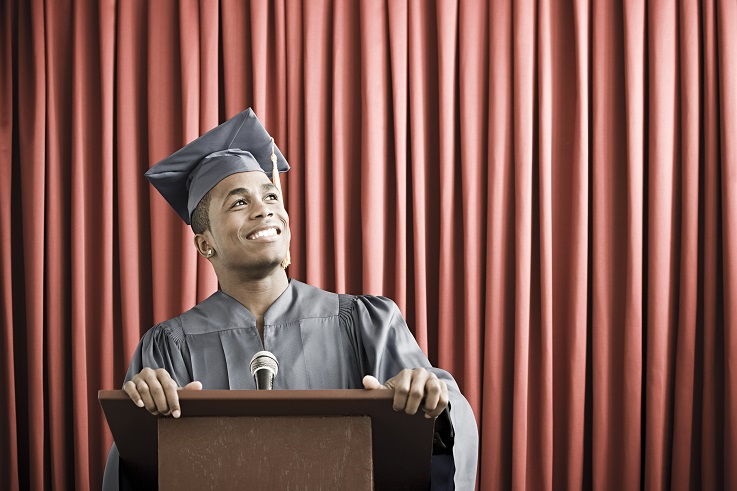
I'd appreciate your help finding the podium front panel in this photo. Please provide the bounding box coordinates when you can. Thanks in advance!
[158,416,373,490]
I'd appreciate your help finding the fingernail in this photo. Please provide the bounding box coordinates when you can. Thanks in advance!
[425,413,432,419]
[136,400,144,407]
[173,410,180,418]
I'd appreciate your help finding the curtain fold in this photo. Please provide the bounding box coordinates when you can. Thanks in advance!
[2,1,736,490]
[1,3,19,490]
[717,0,737,488]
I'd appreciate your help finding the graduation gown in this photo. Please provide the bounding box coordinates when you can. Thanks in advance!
[103,279,478,490]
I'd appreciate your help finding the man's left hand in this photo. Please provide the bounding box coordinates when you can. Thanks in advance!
[363,368,448,419]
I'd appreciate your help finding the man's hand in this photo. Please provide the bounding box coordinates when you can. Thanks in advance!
[123,367,202,418]
[363,368,448,419]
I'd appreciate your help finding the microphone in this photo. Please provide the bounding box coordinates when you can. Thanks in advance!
[250,351,279,390]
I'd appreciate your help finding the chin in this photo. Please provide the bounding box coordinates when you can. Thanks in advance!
[239,256,287,274]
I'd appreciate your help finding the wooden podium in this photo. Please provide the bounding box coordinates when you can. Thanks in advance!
[99,390,435,490]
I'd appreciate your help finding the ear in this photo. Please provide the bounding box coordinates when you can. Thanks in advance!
[193,233,214,258]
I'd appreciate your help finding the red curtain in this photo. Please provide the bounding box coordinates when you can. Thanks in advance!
[2,0,736,489]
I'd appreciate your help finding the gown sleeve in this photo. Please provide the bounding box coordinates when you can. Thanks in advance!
[123,320,192,386]
[102,321,191,491]
[343,295,479,490]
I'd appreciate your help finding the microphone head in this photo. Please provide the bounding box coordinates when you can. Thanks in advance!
[250,351,279,390]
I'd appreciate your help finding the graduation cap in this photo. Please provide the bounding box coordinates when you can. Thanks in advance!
[145,108,290,225]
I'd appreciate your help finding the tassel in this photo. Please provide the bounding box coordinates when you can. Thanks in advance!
[271,138,282,195]
[272,138,291,270]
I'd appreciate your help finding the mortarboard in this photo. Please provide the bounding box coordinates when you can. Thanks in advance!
[145,108,290,224]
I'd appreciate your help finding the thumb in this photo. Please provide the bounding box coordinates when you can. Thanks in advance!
[180,381,203,391]
[362,375,387,390]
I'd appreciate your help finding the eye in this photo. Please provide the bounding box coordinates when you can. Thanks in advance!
[231,198,247,208]
[265,193,279,202]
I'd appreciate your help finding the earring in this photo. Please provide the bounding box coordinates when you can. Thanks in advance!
[207,250,213,257]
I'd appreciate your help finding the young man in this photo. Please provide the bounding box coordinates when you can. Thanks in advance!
[103,108,478,489]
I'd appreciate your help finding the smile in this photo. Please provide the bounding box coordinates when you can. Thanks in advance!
[246,226,281,240]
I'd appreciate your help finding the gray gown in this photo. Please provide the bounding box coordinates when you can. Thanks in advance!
[103,279,478,490]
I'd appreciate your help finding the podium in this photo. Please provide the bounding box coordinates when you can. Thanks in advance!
[99,390,435,490]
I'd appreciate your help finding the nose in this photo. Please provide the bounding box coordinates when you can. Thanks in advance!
[249,199,273,219]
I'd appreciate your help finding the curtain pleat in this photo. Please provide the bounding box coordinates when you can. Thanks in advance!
[1,2,19,490]
[407,0,434,356]
[510,0,539,487]
[44,0,71,487]
[592,1,642,489]
[2,1,736,490]
[387,0,409,315]
[482,0,515,487]
[700,3,722,488]
[15,1,47,489]
[645,0,678,486]
[670,2,701,488]
[717,0,737,486]
[457,0,485,413]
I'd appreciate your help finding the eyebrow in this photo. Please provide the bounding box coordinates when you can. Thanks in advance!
[222,187,250,203]
[221,183,279,204]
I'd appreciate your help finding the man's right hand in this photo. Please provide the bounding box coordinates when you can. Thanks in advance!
[123,367,202,418]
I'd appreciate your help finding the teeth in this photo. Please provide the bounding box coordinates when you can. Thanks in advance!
[249,227,278,239]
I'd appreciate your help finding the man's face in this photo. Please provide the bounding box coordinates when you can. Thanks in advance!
[203,171,290,273]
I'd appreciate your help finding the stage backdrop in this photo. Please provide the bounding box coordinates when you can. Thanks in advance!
[2,0,736,489]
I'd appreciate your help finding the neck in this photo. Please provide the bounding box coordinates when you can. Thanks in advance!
[216,267,289,317]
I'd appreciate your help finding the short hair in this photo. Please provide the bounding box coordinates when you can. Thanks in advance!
[190,190,213,235]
